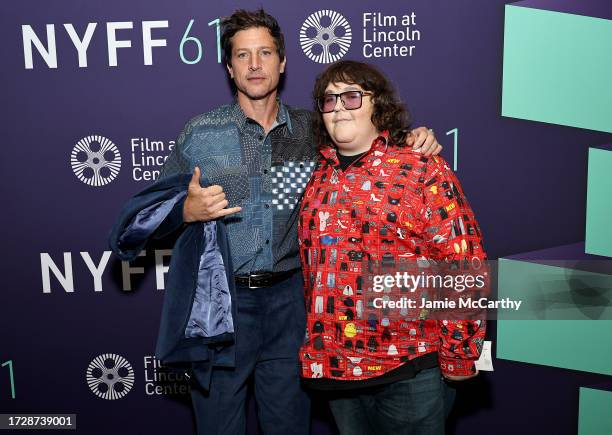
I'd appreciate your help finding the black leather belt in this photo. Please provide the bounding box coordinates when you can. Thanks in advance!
[235,269,297,288]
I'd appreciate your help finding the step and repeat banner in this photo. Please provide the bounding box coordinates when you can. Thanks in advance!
[1,0,611,434]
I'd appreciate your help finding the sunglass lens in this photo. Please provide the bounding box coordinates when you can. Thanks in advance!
[321,95,337,112]
[342,91,362,109]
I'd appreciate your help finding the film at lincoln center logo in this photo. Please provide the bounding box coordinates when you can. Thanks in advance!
[86,353,135,400]
[300,10,352,64]
[71,135,121,187]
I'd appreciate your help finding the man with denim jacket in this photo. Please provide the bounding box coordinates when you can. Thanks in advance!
[114,8,442,435]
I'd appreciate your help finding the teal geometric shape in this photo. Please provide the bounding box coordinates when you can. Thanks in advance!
[585,148,612,258]
[497,258,612,375]
[578,388,612,435]
[502,5,612,133]
[497,258,612,321]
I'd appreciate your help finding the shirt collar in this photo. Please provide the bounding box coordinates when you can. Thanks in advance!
[230,98,293,134]
[319,131,390,167]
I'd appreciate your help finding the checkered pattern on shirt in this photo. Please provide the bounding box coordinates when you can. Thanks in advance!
[271,161,316,211]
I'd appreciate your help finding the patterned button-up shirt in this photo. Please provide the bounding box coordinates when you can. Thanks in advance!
[160,100,318,274]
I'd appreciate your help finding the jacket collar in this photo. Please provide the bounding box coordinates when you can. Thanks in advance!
[319,131,390,169]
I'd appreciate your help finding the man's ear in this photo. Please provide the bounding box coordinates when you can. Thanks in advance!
[226,62,234,79]
[279,56,286,74]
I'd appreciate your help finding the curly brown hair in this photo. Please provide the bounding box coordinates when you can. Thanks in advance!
[312,60,412,147]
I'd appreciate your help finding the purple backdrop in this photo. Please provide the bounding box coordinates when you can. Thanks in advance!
[1,0,610,434]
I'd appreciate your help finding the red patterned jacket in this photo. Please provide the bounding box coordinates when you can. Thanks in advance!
[298,133,487,380]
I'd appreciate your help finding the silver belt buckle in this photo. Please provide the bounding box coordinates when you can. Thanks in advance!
[248,273,266,289]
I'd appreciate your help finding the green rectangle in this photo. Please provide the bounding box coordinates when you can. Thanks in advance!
[585,148,612,257]
[579,388,612,435]
[502,5,612,133]
[497,259,612,375]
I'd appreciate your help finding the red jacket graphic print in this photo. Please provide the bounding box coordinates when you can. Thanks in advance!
[298,133,487,380]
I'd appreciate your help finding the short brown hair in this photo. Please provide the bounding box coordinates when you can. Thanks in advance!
[221,9,286,67]
[312,60,412,146]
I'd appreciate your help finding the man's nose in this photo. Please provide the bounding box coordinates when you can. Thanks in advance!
[249,56,261,71]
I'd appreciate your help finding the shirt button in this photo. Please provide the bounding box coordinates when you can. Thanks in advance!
[263,169,268,174]
[265,204,270,209]
[265,239,270,245]
[258,135,264,141]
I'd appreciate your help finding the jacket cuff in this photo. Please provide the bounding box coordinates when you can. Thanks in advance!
[438,354,477,377]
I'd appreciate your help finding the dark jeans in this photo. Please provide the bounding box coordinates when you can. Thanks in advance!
[190,273,310,435]
[328,367,446,435]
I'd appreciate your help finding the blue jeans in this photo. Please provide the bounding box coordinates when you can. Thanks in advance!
[328,367,446,435]
[190,273,310,435]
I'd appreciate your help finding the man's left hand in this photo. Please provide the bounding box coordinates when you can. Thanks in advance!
[407,126,442,156]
